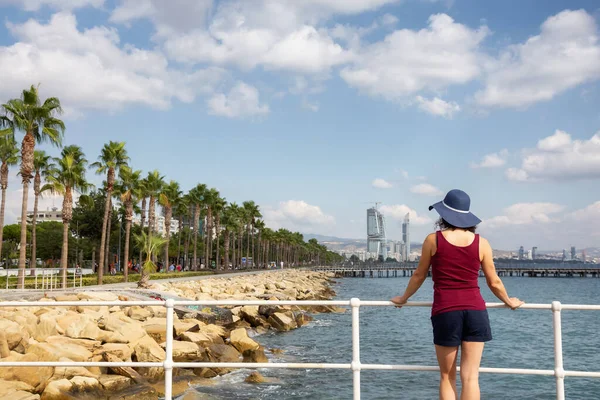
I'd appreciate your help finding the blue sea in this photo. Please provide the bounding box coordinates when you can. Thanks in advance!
[184,277,600,399]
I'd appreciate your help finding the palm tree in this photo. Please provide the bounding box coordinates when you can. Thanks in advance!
[91,141,129,285]
[115,166,142,283]
[254,219,265,268]
[1,85,64,288]
[137,177,148,266]
[188,184,206,269]
[0,136,19,268]
[243,201,261,268]
[212,195,226,269]
[159,180,182,269]
[43,145,89,289]
[135,231,166,288]
[144,171,165,263]
[174,194,189,267]
[203,188,220,268]
[29,150,53,276]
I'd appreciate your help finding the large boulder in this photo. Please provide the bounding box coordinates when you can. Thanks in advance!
[178,332,215,347]
[239,306,270,328]
[69,376,102,392]
[8,391,40,400]
[160,341,200,362]
[242,347,268,363]
[173,321,198,336]
[27,342,92,362]
[98,375,132,392]
[40,379,72,400]
[229,328,259,354]
[267,312,297,332]
[33,317,58,342]
[51,357,99,380]
[0,352,54,392]
[45,336,101,352]
[65,315,126,343]
[96,343,133,361]
[0,318,29,350]
[143,325,167,344]
[132,336,165,363]
[194,344,240,377]
[77,292,119,302]
[100,315,146,344]
[0,379,35,397]
[126,307,152,321]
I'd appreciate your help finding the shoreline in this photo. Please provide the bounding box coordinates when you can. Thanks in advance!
[0,270,341,399]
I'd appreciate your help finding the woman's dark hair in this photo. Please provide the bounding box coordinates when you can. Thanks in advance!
[436,217,477,233]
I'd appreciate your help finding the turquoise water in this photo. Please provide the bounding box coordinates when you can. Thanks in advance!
[187,277,600,399]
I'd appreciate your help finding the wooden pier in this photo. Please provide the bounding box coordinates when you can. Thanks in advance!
[313,264,600,278]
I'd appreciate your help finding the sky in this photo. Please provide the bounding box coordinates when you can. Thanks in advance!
[0,0,599,252]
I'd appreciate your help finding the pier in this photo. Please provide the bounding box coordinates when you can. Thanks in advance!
[313,263,600,278]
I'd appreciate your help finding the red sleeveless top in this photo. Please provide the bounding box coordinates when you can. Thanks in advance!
[431,231,486,316]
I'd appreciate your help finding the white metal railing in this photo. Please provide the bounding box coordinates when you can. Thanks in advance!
[1,299,599,400]
[3,268,84,290]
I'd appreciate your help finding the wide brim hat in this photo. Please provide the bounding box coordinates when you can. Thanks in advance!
[429,189,481,228]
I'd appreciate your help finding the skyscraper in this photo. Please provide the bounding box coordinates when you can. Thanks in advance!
[518,246,524,260]
[402,213,410,261]
[571,246,576,261]
[532,246,537,260]
[367,207,387,260]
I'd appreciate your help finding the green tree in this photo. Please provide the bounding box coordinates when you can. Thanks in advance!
[114,166,142,282]
[44,145,89,289]
[159,180,181,269]
[212,195,226,269]
[34,221,64,262]
[188,184,206,269]
[144,171,165,256]
[1,85,65,288]
[0,136,19,265]
[242,200,261,268]
[135,231,166,288]
[30,150,53,275]
[91,141,129,285]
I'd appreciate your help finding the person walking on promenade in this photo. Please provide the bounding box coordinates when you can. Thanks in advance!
[391,189,524,400]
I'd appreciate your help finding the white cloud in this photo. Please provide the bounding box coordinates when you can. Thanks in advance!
[341,14,488,99]
[208,82,270,118]
[476,10,600,108]
[301,100,320,112]
[380,13,399,26]
[263,200,335,232]
[0,12,225,115]
[481,202,566,229]
[410,183,443,196]
[372,178,393,189]
[380,204,432,225]
[506,130,600,181]
[470,149,509,168]
[1,174,66,225]
[0,0,103,11]
[415,96,460,118]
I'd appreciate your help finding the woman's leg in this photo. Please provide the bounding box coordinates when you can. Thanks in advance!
[435,345,459,400]
[459,341,485,400]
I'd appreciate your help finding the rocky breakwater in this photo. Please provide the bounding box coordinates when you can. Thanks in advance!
[0,271,341,399]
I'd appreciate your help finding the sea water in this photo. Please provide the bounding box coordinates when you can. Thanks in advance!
[185,277,600,399]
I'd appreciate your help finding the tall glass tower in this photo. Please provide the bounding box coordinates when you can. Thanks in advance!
[367,207,387,260]
[402,213,410,261]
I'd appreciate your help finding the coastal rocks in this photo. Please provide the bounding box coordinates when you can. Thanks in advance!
[0,353,54,391]
[229,328,259,354]
[267,312,297,332]
[0,379,35,397]
[98,375,132,392]
[40,379,72,400]
[161,341,200,362]
[178,332,214,347]
[242,347,268,363]
[194,344,241,378]
[244,371,268,384]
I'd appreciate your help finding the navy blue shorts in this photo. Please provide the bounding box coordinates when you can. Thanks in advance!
[431,309,492,347]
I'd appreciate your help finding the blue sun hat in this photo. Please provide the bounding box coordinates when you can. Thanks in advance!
[429,189,481,228]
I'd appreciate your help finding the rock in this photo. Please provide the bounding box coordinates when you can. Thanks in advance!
[0,319,28,350]
[173,321,199,336]
[267,312,297,332]
[178,332,215,347]
[144,325,167,344]
[127,306,152,321]
[229,328,259,354]
[7,391,40,400]
[242,347,268,363]
[45,336,102,352]
[269,348,284,355]
[198,324,226,339]
[77,292,119,302]
[294,312,313,327]
[239,306,270,328]
[102,353,146,384]
[52,357,99,380]
[27,342,92,362]
[194,344,240,377]
[98,375,132,392]
[0,379,35,397]
[101,315,146,343]
[148,307,166,318]
[161,341,200,362]
[97,343,133,361]
[33,317,59,342]
[53,295,80,302]
[0,353,54,391]
[69,376,102,391]
[133,336,165,363]
[40,379,72,400]
[244,371,267,384]
[110,384,158,400]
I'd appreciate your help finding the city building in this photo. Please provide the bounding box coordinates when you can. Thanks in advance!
[132,214,179,236]
[518,246,524,260]
[571,246,577,261]
[526,250,533,260]
[562,249,567,261]
[402,214,410,262]
[367,207,387,260]
[532,246,538,260]
[17,207,63,224]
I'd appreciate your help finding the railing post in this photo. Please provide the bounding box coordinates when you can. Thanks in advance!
[350,297,361,400]
[552,301,565,400]
[164,298,175,400]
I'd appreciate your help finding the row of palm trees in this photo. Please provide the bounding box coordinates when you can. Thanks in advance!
[0,85,340,289]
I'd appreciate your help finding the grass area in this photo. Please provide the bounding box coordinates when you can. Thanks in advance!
[0,270,215,289]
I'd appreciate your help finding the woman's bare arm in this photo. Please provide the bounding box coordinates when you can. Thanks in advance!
[480,237,524,309]
[391,233,435,306]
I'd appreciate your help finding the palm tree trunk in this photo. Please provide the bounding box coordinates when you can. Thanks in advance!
[238,227,243,268]
[224,230,230,270]
[147,196,155,262]
[164,207,172,270]
[60,222,69,289]
[29,176,40,276]
[184,227,191,269]
[246,226,250,266]
[214,216,220,269]
[97,189,111,285]
[139,197,146,265]
[123,218,131,282]
[176,215,183,265]
[0,186,7,271]
[193,206,200,270]
[232,232,236,268]
[251,224,255,268]
[105,202,112,272]
[17,180,29,289]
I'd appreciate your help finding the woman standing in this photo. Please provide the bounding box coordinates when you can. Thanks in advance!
[391,189,524,400]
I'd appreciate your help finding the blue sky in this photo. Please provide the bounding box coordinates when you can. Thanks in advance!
[1,0,599,251]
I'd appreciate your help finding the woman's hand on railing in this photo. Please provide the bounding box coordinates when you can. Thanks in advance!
[390,295,407,308]
[507,297,525,310]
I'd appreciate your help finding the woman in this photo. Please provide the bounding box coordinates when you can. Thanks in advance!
[391,189,524,400]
